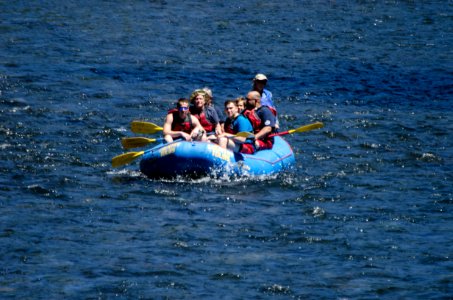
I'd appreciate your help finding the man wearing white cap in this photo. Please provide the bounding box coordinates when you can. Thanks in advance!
[253,73,275,109]
[253,73,279,128]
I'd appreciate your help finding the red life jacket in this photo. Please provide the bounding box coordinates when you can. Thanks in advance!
[224,117,235,134]
[168,108,193,133]
[243,109,261,134]
[190,108,214,132]
[243,106,277,134]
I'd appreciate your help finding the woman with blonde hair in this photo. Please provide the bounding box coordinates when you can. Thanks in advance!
[189,89,222,138]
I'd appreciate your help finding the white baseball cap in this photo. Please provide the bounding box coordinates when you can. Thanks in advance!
[253,73,268,81]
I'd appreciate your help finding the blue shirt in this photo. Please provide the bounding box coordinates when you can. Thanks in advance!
[225,114,253,133]
[233,114,253,133]
[261,89,275,108]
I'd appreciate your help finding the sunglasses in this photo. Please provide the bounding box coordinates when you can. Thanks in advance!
[178,106,189,111]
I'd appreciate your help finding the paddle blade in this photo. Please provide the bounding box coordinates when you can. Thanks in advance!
[235,131,254,138]
[112,151,144,168]
[130,121,163,134]
[288,122,324,134]
[121,137,157,149]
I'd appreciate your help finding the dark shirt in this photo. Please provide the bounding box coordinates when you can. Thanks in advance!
[256,106,276,128]
[204,106,220,124]
[213,105,225,124]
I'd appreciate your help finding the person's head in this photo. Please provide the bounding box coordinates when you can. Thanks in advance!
[176,98,190,117]
[190,90,207,109]
[202,87,213,106]
[235,96,246,112]
[245,91,261,110]
[252,73,268,93]
[224,100,239,118]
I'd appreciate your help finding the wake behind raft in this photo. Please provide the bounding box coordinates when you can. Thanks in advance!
[139,136,295,179]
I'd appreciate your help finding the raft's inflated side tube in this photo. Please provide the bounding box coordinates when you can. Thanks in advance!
[139,136,295,179]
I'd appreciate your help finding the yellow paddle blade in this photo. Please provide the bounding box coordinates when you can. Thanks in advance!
[111,151,144,168]
[235,131,254,138]
[121,137,157,149]
[288,122,324,134]
[130,121,163,134]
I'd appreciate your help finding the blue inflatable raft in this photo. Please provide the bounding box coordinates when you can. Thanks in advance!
[139,136,295,179]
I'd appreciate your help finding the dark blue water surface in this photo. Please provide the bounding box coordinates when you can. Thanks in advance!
[1,1,452,299]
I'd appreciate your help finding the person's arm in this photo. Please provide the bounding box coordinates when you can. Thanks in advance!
[215,123,222,135]
[206,107,222,135]
[254,126,272,141]
[190,116,206,140]
[162,113,174,136]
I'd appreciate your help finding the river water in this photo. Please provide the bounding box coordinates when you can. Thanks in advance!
[1,1,452,299]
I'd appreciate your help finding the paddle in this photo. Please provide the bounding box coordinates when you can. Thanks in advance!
[269,121,324,138]
[130,121,163,134]
[112,151,145,168]
[121,137,164,149]
[235,122,324,139]
[234,131,255,138]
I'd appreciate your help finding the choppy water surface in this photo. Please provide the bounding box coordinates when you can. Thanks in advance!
[1,1,452,299]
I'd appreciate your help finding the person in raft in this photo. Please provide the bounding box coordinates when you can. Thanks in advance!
[163,98,205,143]
[189,89,222,139]
[252,73,279,129]
[202,87,225,131]
[218,99,253,151]
[236,96,246,113]
[241,90,277,154]
[252,73,275,109]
